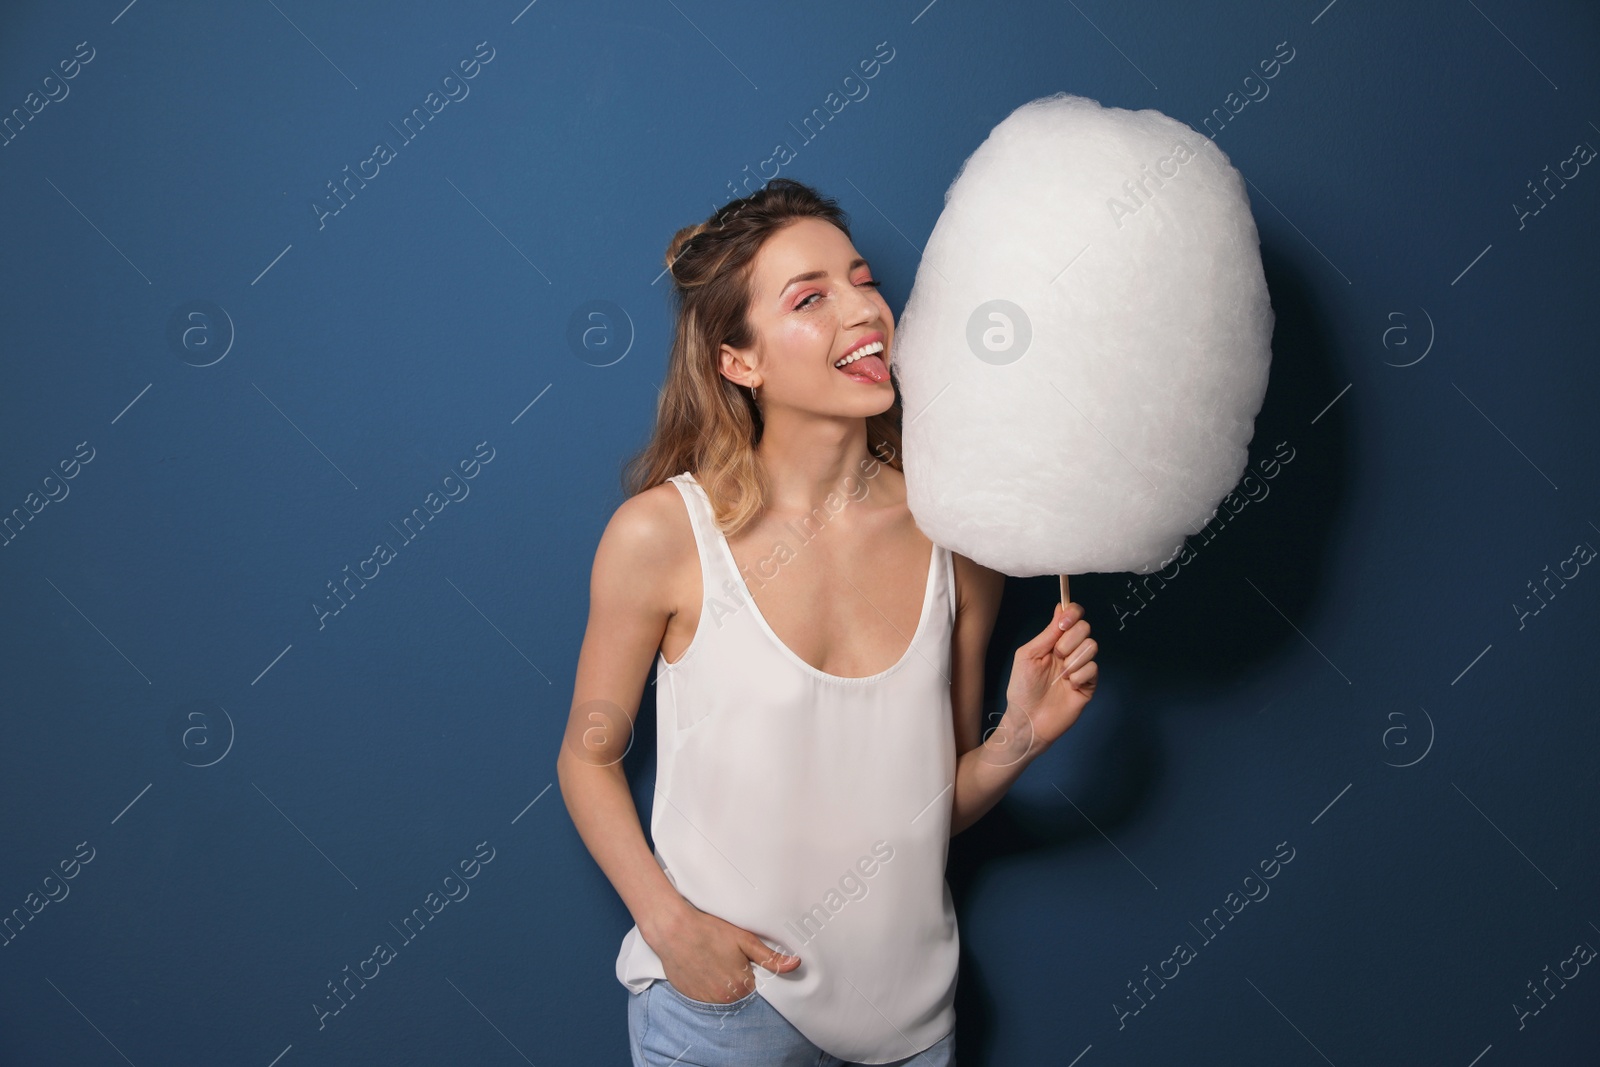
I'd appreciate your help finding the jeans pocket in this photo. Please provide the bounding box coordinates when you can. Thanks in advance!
[659,978,760,1013]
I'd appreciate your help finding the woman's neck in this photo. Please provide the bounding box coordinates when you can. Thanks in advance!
[753,419,889,516]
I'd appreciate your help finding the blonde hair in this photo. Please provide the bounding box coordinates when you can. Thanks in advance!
[621,179,904,537]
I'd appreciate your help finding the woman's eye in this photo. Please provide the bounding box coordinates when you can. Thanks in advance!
[796,279,879,310]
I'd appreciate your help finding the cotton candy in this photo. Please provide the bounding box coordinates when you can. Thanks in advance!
[894,93,1274,577]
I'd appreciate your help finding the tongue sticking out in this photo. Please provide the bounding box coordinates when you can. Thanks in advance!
[838,353,890,382]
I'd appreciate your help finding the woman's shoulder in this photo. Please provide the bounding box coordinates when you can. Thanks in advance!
[595,477,699,581]
[589,478,697,617]
[600,478,693,563]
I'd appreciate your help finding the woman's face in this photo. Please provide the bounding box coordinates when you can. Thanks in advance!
[722,217,896,417]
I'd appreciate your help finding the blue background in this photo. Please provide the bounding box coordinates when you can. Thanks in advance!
[2,0,1598,1063]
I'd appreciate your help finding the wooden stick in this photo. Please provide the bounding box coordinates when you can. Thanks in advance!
[1059,573,1071,609]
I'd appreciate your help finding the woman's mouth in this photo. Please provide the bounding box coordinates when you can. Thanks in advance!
[834,340,890,383]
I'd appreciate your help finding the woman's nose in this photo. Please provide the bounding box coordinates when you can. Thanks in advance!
[843,286,880,327]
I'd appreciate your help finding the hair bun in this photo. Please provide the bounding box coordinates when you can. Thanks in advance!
[665,223,709,281]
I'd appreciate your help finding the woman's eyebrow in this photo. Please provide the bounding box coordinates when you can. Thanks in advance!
[778,257,869,297]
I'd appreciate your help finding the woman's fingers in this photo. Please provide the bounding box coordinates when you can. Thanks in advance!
[744,933,800,973]
[1025,602,1079,658]
[1049,620,1096,685]
[1063,658,1099,694]
[1055,649,1099,686]
[1051,604,1090,650]
[1061,636,1097,672]
[687,933,799,1002]
[1020,603,1064,657]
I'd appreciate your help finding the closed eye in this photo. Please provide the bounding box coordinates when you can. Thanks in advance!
[798,279,882,309]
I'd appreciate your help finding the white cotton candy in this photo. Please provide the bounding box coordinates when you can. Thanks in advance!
[894,92,1275,577]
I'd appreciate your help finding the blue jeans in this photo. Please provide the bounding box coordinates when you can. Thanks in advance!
[628,979,956,1066]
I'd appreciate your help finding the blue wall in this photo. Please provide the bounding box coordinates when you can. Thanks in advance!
[2,1,1597,1063]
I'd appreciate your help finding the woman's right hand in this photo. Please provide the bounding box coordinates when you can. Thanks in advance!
[650,902,801,1003]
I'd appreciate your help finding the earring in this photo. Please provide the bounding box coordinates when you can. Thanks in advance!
[750,383,759,401]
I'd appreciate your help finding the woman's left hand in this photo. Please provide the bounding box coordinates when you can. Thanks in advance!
[1002,600,1099,753]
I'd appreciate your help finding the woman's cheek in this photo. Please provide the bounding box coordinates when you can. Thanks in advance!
[785,317,835,350]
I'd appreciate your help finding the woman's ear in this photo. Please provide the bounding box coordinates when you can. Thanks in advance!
[719,342,759,391]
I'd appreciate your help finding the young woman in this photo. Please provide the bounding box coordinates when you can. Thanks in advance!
[557,179,1099,1066]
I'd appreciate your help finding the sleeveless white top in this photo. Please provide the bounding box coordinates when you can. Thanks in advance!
[615,470,960,1063]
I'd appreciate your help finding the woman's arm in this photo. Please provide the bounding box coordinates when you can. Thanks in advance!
[947,553,1020,836]
[556,489,692,944]
[556,488,801,1001]
[949,552,1006,759]
[948,556,1099,836]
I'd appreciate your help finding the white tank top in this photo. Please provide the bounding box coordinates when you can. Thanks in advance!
[614,470,960,1063]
